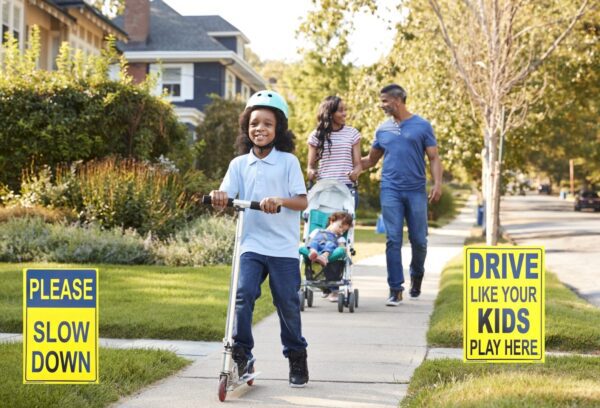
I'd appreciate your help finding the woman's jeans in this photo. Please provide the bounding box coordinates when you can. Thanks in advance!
[380,189,428,291]
[233,252,307,358]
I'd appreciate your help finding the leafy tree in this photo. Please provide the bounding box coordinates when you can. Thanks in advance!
[427,0,591,244]
[515,10,600,189]
[0,29,188,191]
[285,0,377,171]
[90,0,124,16]
[194,95,245,180]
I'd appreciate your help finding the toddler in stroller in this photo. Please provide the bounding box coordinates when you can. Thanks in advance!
[298,180,359,313]
[305,211,353,267]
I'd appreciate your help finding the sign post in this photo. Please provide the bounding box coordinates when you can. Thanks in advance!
[464,247,544,363]
[23,269,99,384]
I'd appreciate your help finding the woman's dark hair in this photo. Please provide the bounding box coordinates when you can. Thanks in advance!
[235,106,296,154]
[314,96,342,160]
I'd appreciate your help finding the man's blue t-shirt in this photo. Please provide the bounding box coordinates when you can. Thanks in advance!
[372,115,437,191]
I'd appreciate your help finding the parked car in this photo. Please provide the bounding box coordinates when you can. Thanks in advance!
[538,184,552,194]
[574,190,600,212]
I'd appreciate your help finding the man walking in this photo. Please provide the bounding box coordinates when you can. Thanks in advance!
[361,84,443,306]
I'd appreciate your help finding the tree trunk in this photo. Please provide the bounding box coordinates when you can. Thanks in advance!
[491,160,502,245]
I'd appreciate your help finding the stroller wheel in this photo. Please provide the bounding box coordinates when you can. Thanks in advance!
[354,289,359,308]
[306,289,314,307]
[348,292,355,313]
[338,293,345,313]
[298,290,305,312]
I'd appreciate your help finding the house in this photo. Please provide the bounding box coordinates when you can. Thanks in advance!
[112,0,267,130]
[0,0,127,70]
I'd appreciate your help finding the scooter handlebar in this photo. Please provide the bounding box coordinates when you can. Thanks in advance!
[201,195,280,212]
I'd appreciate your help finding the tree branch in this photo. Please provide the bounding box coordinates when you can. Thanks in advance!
[504,0,590,91]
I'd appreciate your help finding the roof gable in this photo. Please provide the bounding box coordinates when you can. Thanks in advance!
[184,15,239,33]
[113,0,232,52]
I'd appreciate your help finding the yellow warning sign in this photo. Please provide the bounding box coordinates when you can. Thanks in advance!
[23,269,99,384]
[463,247,544,363]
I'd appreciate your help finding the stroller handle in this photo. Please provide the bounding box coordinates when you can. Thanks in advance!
[202,195,280,212]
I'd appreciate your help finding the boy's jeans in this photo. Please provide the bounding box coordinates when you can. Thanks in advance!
[233,252,307,359]
[380,189,428,291]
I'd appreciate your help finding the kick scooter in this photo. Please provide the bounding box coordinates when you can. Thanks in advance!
[202,195,279,402]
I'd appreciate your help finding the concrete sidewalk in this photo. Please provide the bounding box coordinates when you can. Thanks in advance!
[0,197,476,407]
[109,197,475,408]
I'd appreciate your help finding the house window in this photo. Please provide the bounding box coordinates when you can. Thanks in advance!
[162,67,182,97]
[225,70,236,100]
[1,0,23,47]
[241,84,250,101]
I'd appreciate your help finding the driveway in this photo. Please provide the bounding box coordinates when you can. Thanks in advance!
[501,194,600,307]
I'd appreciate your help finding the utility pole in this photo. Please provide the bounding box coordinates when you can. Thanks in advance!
[569,159,574,196]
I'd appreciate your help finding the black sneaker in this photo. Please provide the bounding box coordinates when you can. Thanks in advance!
[410,276,423,298]
[288,349,309,388]
[386,289,403,306]
[232,345,248,378]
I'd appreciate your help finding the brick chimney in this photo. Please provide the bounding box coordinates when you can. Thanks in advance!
[124,0,150,43]
[124,0,150,83]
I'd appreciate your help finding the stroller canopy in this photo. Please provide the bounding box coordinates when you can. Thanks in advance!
[306,180,355,216]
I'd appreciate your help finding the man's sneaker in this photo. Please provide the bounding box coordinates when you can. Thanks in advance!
[410,276,423,298]
[288,349,309,388]
[232,345,248,378]
[386,289,403,306]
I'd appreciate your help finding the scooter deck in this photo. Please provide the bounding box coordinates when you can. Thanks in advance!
[227,371,261,391]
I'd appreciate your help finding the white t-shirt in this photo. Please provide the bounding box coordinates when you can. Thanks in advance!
[308,125,361,185]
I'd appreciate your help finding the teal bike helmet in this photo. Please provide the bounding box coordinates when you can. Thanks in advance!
[246,90,289,119]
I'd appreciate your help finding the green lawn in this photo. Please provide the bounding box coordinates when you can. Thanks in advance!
[0,262,275,341]
[0,342,188,408]
[402,356,600,407]
[426,254,600,351]
[404,247,600,407]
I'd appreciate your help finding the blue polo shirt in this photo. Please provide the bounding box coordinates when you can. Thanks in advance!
[220,148,307,259]
[372,115,437,191]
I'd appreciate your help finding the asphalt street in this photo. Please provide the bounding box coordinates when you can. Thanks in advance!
[501,194,600,307]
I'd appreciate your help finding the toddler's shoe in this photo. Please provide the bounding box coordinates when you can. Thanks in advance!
[327,291,339,302]
[308,249,318,262]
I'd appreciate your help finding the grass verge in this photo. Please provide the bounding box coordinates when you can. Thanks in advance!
[0,262,274,341]
[0,342,189,408]
[402,356,600,407]
[426,254,600,352]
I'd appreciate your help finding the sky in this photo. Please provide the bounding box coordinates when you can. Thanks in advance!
[163,0,405,66]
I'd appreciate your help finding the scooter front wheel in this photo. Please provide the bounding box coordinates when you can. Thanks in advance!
[218,375,228,402]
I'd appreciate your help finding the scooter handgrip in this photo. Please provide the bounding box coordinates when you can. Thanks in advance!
[202,196,234,206]
[249,201,281,213]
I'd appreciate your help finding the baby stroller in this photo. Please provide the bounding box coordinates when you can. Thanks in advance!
[298,179,359,313]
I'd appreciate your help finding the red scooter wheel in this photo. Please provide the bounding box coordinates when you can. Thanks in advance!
[218,375,227,402]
